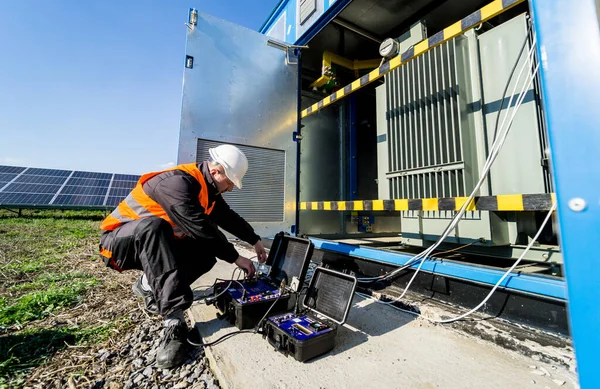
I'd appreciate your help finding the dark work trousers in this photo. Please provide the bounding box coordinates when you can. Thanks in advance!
[99,217,217,317]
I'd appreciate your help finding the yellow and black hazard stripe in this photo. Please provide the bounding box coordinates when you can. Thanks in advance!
[301,0,525,119]
[300,193,555,212]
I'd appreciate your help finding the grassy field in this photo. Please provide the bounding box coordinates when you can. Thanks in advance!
[0,209,139,388]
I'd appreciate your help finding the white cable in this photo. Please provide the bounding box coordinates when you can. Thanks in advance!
[357,36,538,285]
[355,202,556,323]
[355,202,556,324]
[211,281,233,300]
[355,292,421,317]
[430,202,555,323]
[231,279,249,291]
[393,61,540,301]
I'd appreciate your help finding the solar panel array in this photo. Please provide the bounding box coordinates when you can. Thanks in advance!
[0,165,141,209]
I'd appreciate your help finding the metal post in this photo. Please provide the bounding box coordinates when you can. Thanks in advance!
[349,95,358,200]
[528,1,600,387]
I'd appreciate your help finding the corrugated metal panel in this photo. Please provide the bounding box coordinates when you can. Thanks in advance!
[196,139,285,222]
[386,38,467,200]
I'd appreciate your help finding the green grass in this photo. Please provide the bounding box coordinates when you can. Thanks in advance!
[9,271,93,292]
[5,258,51,274]
[0,211,100,281]
[0,321,122,388]
[0,279,98,326]
[0,209,122,385]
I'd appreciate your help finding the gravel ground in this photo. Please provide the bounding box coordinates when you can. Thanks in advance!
[24,309,220,389]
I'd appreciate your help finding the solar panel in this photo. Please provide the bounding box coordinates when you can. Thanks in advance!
[0,166,26,174]
[25,168,71,177]
[14,175,68,185]
[114,174,140,181]
[65,177,111,187]
[111,180,138,189]
[72,171,112,180]
[4,183,63,194]
[0,193,55,205]
[105,196,125,207]
[0,173,19,184]
[59,186,109,196]
[108,187,132,197]
[53,195,106,206]
[0,165,142,210]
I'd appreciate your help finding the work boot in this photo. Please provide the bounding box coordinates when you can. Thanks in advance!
[156,321,190,369]
[132,276,159,315]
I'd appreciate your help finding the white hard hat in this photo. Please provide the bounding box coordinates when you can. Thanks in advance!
[208,144,248,189]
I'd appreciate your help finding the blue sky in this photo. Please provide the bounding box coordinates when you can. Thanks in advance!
[0,0,279,175]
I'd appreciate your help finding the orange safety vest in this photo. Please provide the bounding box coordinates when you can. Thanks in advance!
[100,163,216,237]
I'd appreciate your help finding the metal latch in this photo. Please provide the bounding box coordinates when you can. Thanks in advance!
[266,39,308,65]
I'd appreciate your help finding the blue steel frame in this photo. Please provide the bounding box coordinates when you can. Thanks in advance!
[259,0,353,45]
[310,238,565,300]
[528,0,600,387]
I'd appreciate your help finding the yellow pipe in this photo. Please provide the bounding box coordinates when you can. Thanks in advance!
[311,51,381,88]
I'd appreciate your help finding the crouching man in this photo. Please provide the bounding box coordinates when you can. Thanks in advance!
[98,144,267,369]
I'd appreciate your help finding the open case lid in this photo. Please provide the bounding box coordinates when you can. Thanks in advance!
[303,267,357,325]
[265,232,314,293]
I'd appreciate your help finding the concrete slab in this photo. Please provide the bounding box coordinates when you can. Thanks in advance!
[189,245,578,389]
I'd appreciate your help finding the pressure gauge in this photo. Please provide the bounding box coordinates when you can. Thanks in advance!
[379,38,400,59]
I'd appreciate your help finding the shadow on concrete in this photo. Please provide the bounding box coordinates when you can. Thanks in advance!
[191,313,252,341]
[303,295,416,363]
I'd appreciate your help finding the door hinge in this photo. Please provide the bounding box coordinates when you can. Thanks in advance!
[189,8,198,25]
[186,8,197,30]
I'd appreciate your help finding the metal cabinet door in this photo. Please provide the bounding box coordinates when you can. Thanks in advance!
[178,10,300,238]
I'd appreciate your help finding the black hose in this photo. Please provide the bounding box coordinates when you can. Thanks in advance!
[187,329,255,347]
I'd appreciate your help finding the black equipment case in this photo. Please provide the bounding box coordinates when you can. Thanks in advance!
[262,266,358,362]
[212,232,314,330]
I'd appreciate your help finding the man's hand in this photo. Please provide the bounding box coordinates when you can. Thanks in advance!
[254,240,267,263]
[235,255,256,278]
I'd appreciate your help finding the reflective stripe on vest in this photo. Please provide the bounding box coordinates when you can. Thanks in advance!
[99,163,215,237]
